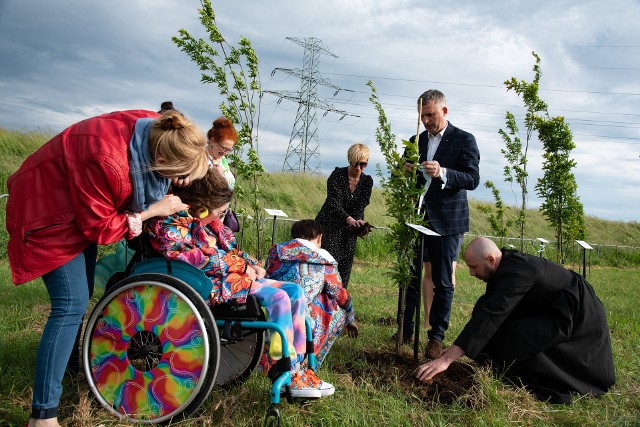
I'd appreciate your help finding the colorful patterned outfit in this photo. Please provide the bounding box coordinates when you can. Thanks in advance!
[146,211,306,361]
[262,238,355,369]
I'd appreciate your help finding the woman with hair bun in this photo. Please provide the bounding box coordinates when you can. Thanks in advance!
[207,116,238,189]
[6,109,210,427]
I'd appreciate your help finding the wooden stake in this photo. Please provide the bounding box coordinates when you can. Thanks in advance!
[415,98,423,145]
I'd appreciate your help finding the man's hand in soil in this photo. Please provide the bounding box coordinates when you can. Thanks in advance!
[416,344,465,382]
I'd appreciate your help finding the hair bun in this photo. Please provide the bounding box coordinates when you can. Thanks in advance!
[212,116,233,129]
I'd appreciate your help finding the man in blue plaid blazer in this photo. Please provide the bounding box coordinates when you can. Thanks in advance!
[400,89,480,359]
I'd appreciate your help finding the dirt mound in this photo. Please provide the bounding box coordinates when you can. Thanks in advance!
[334,350,480,406]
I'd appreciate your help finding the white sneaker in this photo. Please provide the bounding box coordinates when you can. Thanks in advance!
[304,369,335,397]
[281,371,321,399]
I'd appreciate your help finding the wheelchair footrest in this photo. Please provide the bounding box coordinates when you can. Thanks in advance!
[268,356,292,384]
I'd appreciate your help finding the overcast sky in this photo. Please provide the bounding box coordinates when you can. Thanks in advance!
[1,0,639,224]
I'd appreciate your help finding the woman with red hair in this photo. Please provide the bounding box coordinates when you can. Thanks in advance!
[207,116,238,189]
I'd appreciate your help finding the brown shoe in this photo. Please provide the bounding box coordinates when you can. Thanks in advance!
[425,339,442,359]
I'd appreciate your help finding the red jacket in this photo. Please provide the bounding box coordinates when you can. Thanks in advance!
[6,110,159,284]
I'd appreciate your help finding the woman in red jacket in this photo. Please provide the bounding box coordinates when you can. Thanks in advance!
[6,109,210,427]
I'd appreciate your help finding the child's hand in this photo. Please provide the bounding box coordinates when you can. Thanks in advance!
[245,265,257,281]
[345,322,358,338]
[212,162,225,177]
[252,265,266,280]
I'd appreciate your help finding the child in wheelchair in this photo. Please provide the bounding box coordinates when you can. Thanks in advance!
[144,169,334,398]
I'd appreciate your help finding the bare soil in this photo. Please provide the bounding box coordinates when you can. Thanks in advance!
[333,349,480,406]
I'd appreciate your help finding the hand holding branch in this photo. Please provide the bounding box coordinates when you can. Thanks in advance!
[420,160,442,178]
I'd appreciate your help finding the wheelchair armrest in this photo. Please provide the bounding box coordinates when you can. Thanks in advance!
[131,258,213,301]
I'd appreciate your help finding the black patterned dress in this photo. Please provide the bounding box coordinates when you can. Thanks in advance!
[316,167,373,287]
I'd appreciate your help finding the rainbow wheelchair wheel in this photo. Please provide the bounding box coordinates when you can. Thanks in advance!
[83,274,220,424]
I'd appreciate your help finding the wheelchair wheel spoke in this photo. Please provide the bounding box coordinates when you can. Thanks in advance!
[128,330,162,371]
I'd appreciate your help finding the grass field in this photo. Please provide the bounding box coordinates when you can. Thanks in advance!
[1,126,640,425]
[1,257,638,426]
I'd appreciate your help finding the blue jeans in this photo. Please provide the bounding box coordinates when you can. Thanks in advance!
[32,244,96,419]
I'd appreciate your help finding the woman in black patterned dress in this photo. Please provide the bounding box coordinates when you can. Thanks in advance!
[316,143,373,287]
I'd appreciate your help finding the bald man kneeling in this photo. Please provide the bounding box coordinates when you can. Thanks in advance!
[416,237,615,404]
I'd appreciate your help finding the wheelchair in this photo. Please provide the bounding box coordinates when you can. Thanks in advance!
[82,236,317,426]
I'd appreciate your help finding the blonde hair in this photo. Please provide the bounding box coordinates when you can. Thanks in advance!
[347,143,370,165]
[148,111,209,180]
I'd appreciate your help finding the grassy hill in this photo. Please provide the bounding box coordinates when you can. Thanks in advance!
[2,126,639,263]
[250,172,640,247]
[241,172,640,267]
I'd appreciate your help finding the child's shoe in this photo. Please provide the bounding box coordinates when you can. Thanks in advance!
[304,369,335,397]
[282,370,321,399]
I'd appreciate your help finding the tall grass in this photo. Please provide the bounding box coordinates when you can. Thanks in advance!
[0,128,53,259]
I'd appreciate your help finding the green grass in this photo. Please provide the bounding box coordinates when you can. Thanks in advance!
[1,258,639,426]
[1,128,640,426]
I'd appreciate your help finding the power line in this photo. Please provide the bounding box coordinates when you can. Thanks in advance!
[271,78,640,118]
[266,37,359,174]
[317,38,640,48]
[338,56,640,71]
[307,95,640,131]
[322,72,640,97]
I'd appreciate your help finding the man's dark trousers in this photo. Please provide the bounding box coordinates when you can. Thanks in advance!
[402,232,459,342]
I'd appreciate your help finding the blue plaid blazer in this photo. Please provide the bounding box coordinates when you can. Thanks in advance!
[409,122,480,236]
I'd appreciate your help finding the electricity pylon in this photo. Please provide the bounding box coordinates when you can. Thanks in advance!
[264,37,355,173]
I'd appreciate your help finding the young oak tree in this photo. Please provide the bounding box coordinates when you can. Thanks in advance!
[173,0,266,256]
[503,52,585,261]
[368,81,425,351]
[500,52,547,251]
[535,115,586,263]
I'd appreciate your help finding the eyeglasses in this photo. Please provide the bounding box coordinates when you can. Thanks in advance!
[352,161,368,169]
[198,207,229,219]
[213,207,229,219]
[210,140,234,153]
